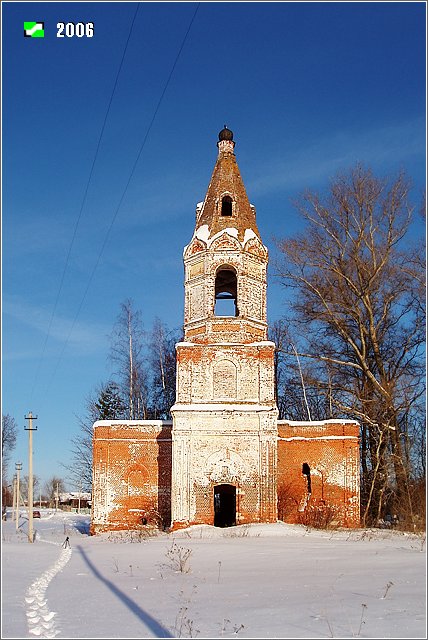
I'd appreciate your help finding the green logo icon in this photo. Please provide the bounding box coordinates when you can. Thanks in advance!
[24,22,45,38]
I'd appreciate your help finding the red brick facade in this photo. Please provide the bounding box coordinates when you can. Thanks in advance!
[277,421,360,528]
[91,422,172,534]
[91,419,359,534]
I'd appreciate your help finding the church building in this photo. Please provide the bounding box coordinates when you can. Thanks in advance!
[91,128,360,534]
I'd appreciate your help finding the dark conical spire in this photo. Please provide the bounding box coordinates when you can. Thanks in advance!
[195,128,260,241]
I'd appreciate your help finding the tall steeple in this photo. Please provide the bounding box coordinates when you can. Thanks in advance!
[182,127,269,346]
[195,126,260,242]
[170,128,278,529]
[90,127,360,538]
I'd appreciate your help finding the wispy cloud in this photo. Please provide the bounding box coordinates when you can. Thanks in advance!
[248,118,426,196]
[2,211,75,255]
[2,295,110,359]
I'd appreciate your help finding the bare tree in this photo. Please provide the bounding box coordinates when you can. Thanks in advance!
[109,299,149,419]
[269,320,332,421]
[2,414,18,482]
[65,303,180,493]
[44,476,66,507]
[2,414,18,509]
[149,318,180,419]
[19,474,40,499]
[276,165,425,527]
[63,383,107,491]
[269,320,288,418]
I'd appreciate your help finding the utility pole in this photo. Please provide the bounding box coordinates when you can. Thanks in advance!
[12,474,17,523]
[24,412,38,543]
[15,463,22,531]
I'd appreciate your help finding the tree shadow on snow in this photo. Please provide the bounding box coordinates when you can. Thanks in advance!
[76,545,173,638]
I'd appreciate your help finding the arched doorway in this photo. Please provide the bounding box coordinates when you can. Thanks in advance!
[214,484,236,527]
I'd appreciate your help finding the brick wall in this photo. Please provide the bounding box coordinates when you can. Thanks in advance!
[91,418,359,533]
[90,421,172,535]
[277,420,360,528]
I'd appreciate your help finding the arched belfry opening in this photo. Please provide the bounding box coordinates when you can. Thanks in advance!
[221,195,233,216]
[215,267,238,317]
[214,484,236,527]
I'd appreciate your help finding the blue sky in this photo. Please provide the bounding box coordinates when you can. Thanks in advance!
[2,1,426,489]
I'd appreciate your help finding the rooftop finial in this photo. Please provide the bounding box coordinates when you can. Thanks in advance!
[218,125,233,142]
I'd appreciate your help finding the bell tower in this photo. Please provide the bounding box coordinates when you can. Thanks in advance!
[171,127,278,528]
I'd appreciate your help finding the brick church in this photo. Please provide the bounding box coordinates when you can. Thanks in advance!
[91,128,360,534]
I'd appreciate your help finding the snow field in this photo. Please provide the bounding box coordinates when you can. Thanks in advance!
[1,511,426,639]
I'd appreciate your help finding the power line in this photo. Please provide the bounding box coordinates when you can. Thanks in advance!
[42,3,200,398]
[30,4,141,404]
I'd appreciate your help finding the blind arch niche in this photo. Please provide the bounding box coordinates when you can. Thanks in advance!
[213,359,237,400]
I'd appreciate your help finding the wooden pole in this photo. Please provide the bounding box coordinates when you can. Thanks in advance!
[15,463,22,532]
[24,413,38,543]
[12,475,17,523]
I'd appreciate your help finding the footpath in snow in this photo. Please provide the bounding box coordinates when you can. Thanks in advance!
[1,510,426,639]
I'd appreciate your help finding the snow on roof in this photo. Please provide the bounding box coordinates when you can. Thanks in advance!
[93,419,172,429]
[243,228,257,244]
[176,341,275,348]
[195,224,210,243]
[59,492,91,501]
[279,435,358,441]
[189,226,267,252]
[278,419,359,426]
[171,403,277,412]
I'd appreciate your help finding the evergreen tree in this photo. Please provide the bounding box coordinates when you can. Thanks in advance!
[95,382,125,420]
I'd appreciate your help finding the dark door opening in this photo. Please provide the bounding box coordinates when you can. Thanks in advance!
[214,484,236,527]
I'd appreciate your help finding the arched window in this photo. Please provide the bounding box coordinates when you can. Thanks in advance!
[215,267,238,316]
[221,195,233,216]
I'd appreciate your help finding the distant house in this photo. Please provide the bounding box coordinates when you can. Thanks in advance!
[59,492,91,509]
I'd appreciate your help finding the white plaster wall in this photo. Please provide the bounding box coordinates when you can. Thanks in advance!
[171,407,278,524]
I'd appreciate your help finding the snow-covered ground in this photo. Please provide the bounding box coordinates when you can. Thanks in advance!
[1,510,426,639]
